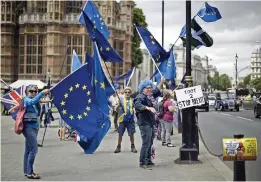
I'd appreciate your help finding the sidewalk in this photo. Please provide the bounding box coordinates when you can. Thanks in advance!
[1,115,233,181]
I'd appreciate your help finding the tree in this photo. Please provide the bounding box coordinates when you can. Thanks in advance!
[132,3,148,67]
[243,74,251,86]
[219,74,232,90]
[238,81,245,88]
[250,77,261,91]
[211,72,220,90]
[207,75,212,87]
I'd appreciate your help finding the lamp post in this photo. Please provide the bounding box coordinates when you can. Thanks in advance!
[235,54,238,94]
[178,0,198,162]
[162,0,164,47]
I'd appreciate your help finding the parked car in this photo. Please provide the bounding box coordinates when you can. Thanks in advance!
[195,92,209,112]
[208,95,216,108]
[215,92,240,112]
[254,96,261,118]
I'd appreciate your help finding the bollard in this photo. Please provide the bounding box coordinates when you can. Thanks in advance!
[233,134,246,181]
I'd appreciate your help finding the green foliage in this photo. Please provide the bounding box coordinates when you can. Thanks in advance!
[208,72,232,90]
[250,77,261,91]
[243,74,251,86]
[132,5,148,68]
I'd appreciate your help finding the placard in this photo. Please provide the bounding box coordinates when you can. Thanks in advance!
[222,138,258,161]
[174,85,204,109]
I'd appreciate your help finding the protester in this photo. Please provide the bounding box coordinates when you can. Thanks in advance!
[109,92,120,131]
[22,85,49,179]
[59,116,66,141]
[39,95,54,128]
[159,90,176,147]
[114,87,137,153]
[134,76,165,169]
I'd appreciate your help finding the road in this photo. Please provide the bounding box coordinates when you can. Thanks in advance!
[198,109,261,181]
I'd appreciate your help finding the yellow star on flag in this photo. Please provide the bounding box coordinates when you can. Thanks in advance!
[95,78,98,85]
[83,112,88,116]
[106,47,110,51]
[75,83,80,88]
[60,101,66,106]
[100,47,103,51]
[64,93,68,98]
[94,26,97,29]
[62,109,67,115]
[69,115,74,120]
[77,114,82,120]
[88,98,92,103]
[82,85,87,90]
[150,35,154,39]
[86,106,91,111]
[87,91,91,96]
[69,86,73,92]
[100,82,105,89]
[93,20,96,24]
[151,41,155,44]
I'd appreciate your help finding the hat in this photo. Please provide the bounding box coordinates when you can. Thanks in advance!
[124,87,132,93]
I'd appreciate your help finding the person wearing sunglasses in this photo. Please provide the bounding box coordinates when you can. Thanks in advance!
[134,76,165,169]
[22,85,49,179]
[114,87,137,153]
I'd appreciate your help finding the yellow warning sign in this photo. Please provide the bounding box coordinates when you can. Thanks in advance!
[222,138,258,161]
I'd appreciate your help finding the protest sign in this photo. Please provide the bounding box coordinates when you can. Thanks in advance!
[174,85,204,109]
[222,138,258,161]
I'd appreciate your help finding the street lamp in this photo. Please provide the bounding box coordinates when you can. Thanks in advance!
[235,54,238,94]
[177,0,198,162]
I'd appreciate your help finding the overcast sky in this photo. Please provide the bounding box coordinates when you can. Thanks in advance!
[135,1,261,78]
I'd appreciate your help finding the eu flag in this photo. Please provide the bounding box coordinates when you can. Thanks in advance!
[71,50,82,72]
[93,42,115,115]
[180,72,187,84]
[197,2,222,23]
[152,48,176,83]
[115,68,135,85]
[85,52,94,78]
[135,25,170,62]
[81,11,123,62]
[79,0,110,39]
[50,64,108,142]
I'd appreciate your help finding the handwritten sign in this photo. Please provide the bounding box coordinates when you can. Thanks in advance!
[174,85,204,109]
[222,138,258,161]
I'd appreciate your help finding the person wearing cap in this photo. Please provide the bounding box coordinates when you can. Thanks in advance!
[22,85,49,179]
[114,87,137,153]
[134,76,165,169]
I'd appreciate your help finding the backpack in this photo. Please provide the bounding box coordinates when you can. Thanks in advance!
[14,107,26,135]
[157,100,167,119]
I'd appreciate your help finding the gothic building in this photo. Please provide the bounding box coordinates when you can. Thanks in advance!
[1,0,134,84]
[250,41,261,80]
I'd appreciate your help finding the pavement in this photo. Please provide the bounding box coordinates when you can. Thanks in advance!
[197,108,261,181]
[1,114,233,181]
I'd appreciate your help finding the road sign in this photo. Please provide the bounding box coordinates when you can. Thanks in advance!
[222,138,258,161]
[174,85,204,109]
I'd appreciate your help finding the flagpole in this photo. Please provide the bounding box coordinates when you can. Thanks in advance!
[134,25,163,77]
[94,42,124,110]
[126,68,135,87]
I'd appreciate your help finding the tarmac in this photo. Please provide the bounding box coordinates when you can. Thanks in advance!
[1,113,233,181]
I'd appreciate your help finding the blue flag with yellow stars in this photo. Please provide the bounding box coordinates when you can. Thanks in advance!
[152,48,176,83]
[93,42,115,115]
[50,64,109,144]
[135,25,170,62]
[197,2,222,23]
[81,11,123,62]
[79,0,110,39]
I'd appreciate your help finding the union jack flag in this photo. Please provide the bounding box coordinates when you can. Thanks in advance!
[1,85,26,119]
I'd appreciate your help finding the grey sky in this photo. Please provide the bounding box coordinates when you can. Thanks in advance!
[135,1,261,77]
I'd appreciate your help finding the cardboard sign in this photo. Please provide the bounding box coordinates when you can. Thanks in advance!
[222,138,258,161]
[174,85,204,109]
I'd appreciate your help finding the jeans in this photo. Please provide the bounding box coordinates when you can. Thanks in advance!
[139,125,155,165]
[23,127,38,175]
[160,120,173,143]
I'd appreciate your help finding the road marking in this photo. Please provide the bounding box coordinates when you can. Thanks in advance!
[220,113,231,116]
[236,116,253,121]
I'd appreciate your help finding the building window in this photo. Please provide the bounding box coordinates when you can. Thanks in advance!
[84,35,92,56]
[19,35,24,74]
[25,35,44,74]
[66,1,82,13]
[67,35,83,74]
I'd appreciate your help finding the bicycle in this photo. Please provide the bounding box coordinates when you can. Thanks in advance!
[57,119,76,139]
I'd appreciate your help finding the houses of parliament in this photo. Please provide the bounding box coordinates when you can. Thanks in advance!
[1,0,134,84]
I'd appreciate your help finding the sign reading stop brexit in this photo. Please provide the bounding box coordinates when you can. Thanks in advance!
[222,138,258,161]
[175,85,204,109]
